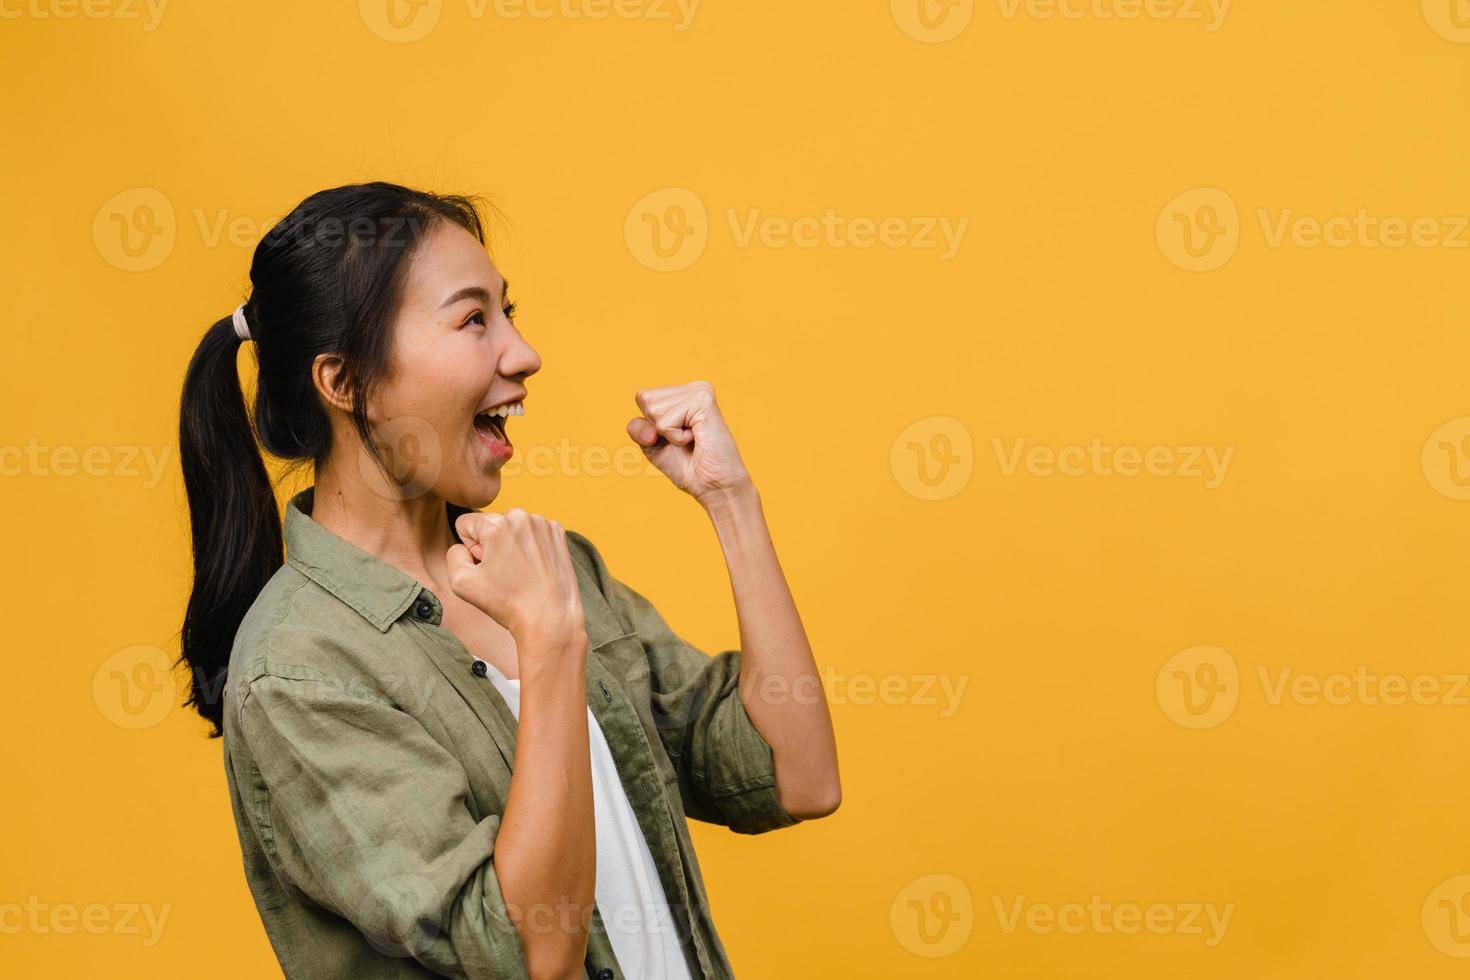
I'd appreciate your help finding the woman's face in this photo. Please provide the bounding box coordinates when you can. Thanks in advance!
[366,219,540,509]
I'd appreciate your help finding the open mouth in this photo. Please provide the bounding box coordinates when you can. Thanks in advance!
[474,412,508,441]
[473,401,522,463]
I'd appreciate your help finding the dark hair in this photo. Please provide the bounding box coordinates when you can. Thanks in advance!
[175,181,490,737]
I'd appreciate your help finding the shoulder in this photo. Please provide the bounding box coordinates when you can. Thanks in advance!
[224,565,400,724]
[563,527,610,588]
[558,525,623,608]
[563,528,648,645]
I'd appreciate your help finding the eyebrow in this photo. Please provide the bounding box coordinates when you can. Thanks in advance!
[439,279,510,310]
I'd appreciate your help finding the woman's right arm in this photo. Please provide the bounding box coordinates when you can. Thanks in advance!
[448,509,596,980]
[484,628,594,980]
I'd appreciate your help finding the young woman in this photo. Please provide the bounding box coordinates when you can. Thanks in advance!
[176,182,841,980]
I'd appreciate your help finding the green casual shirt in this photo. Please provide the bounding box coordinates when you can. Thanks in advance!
[220,487,801,980]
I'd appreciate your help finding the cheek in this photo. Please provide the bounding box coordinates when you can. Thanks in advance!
[382,349,482,420]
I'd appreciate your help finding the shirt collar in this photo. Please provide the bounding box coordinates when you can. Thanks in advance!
[283,486,471,633]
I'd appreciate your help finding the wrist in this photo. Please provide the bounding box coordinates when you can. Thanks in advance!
[511,618,589,657]
[514,629,589,688]
[699,479,760,516]
[703,482,765,551]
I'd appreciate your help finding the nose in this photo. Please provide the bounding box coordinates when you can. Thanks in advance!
[499,321,541,381]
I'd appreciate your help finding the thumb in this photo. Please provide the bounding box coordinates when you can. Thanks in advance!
[447,543,477,577]
[455,514,485,559]
[627,417,660,446]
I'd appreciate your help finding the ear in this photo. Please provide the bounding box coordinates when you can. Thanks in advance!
[311,353,354,415]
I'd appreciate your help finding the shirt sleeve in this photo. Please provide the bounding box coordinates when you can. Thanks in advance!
[566,530,804,836]
[236,670,531,980]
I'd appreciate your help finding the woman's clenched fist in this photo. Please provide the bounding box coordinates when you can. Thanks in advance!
[446,508,587,650]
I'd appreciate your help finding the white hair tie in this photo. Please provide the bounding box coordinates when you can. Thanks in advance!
[232,303,252,341]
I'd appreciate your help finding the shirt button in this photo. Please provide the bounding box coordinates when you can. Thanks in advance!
[414,598,434,620]
[595,970,614,980]
[471,659,488,678]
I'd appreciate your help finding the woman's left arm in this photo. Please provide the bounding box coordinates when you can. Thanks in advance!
[628,381,842,820]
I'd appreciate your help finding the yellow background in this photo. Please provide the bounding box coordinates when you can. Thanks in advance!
[3,0,1469,976]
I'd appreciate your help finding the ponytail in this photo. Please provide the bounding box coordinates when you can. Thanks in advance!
[176,312,283,738]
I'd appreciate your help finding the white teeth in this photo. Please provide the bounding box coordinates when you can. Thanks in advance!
[482,401,524,418]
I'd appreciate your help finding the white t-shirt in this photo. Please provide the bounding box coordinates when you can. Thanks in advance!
[479,659,699,980]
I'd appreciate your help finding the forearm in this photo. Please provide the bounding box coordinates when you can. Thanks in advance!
[493,633,596,979]
[703,482,841,818]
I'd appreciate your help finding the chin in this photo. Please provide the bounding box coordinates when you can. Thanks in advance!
[451,472,503,510]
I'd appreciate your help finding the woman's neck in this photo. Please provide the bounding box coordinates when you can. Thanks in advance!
[308,459,458,583]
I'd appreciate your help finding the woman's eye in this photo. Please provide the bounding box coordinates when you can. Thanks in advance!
[463,303,514,329]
